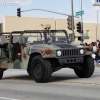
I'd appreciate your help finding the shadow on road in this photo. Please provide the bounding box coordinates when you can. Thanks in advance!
[50,75,79,82]
[2,70,100,82]
[3,75,33,81]
[2,72,79,82]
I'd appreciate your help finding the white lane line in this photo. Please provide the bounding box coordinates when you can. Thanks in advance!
[0,97,20,100]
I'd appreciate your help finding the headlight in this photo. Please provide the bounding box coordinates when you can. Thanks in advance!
[80,49,84,54]
[57,51,62,56]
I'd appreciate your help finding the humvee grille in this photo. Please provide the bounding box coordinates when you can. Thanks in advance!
[62,49,79,57]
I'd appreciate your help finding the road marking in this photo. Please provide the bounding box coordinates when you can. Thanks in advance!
[0,97,20,100]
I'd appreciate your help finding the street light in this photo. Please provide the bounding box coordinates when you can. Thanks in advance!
[96,9,100,40]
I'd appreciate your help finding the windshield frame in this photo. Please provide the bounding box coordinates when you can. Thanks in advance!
[21,30,69,44]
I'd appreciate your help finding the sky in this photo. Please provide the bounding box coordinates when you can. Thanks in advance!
[0,0,100,23]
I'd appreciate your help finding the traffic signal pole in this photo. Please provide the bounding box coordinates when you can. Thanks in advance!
[20,9,79,18]
[71,0,74,42]
[80,0,83,44]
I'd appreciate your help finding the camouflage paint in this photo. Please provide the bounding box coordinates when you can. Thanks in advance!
[0,30,93,70]
[21,45,30,69]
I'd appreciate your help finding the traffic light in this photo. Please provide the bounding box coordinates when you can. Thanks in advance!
[78,36,84,41]
[17,8,21,17]
[67,16,72,30]
[76,22,83,33]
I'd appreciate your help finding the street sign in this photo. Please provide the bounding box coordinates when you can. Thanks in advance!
[82,33,89,39]
[76,10,84,16]
[82,33,89,37]
[92,0,100,6]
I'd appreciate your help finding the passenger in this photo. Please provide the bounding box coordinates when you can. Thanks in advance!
[0,36,10,61]
[12,36,21,61]
[16,36,21,61]
[37,37,42,41]
[0,36,21,62]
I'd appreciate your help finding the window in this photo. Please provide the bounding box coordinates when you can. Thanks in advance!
[58,37,67,42]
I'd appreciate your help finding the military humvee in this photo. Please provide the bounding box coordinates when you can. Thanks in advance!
[0,26,95,83]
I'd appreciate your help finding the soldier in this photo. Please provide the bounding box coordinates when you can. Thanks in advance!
[0,36,21,62]
[0,36,10,62]
[13,36,21,61]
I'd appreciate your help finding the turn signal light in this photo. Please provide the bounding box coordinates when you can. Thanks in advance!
[45,49,51,54]
[39,50,45,55]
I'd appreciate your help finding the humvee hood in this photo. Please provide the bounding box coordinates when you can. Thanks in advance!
[31,43,84,50]
[53,43,84,49]
[31,44,61,50]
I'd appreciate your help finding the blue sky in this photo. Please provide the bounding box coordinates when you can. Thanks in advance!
[0,0,100,23]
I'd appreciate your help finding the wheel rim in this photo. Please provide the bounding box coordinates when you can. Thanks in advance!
[34,63,42,79]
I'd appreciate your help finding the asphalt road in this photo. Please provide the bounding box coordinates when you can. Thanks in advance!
[0,67,100,100]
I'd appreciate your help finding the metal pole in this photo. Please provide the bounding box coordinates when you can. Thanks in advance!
[21,8,79,18]
[96,9,100,40]
[71,0,74,41]
[96,11,98,40]
[80,0,83,44]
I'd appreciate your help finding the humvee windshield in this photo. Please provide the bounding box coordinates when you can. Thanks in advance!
[23,30,68,44]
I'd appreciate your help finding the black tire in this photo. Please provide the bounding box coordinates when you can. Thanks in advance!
[31,55,52,83]
[0,68,3,79]
[74,56,95,78]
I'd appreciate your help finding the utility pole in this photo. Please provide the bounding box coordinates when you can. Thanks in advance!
[80,0,83,44]
[71,0,74,41]
[96,9,100,40]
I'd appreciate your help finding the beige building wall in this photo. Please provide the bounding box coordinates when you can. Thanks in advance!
[3,16,55,32]
[2,16,99,44]
[97,24,100,40]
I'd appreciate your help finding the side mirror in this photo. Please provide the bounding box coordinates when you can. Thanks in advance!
[20,35,28,45]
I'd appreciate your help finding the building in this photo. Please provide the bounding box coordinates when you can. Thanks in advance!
[0,16,100,44]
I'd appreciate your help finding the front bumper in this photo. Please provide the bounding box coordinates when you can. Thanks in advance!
[58,57,84,65]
